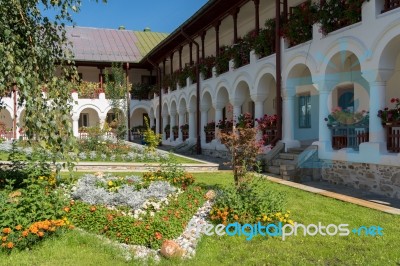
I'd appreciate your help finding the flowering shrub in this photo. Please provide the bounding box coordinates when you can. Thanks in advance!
[143,171,195,189]
[283,1,317,47]
[209,175,286,225]
[220,125,264,187]
[230,36,252,68]
[236,113,254,129]
[0,219,70,252]
[378,98,400,124]
[180,123,189,131]
[325,107,369,125]
[143,159,195,189]
[256,114,278,130]
[215,45,232,75]
[199,56,215,79]
[316,0,366,35]
[204,121,216,131]
[216,119,234,131]
[0,172,68,251]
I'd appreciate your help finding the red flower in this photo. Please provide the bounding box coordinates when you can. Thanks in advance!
[391,98,396,103]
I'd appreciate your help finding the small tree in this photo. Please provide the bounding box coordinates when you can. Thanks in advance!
[105,63,129,142]
[142,117,161,153]
[219,113,264,187]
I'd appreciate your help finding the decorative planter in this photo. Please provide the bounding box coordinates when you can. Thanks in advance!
[182,129,189,141]
[204,129,215,143]
[173,131,178,140]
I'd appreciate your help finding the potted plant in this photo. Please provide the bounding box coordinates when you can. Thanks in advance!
[216,118,233,134]
[164,124,170,139]
[204,121,216,143]
[378,98,400,126]
[180,124,189,141]
[172,125,179,140]
[325,107,369,127]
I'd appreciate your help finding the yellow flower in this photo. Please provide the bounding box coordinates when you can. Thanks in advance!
[108,180,113,187]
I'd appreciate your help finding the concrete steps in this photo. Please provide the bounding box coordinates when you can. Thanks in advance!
[266,146,307,181]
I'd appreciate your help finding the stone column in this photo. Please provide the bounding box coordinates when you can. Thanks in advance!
[178,109,185,142]
[200,106,209,144]
[230,98,243,124]
[72,115,79,137]
[362,70,392,153]
[170,111,177,141]
[155,113,160,135]
[282,89,300,149]
[99,115,106,130]
[254,100,264,122]
[318,89,331,143]
[148,113,155,128]
[188,108,196,141]
[215,107,223,139]
[162,114,168,141]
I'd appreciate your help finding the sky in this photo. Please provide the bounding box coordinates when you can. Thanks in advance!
[43,0,209,33]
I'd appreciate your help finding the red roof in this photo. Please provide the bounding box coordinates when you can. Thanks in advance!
[66,26,168,63]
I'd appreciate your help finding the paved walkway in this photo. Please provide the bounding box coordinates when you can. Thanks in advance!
[156,144,232,170]
[264,175,400,215]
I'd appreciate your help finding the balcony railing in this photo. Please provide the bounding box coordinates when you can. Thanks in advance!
[330,124,369,150]
[383,0,400,12]
[384,122,400,152]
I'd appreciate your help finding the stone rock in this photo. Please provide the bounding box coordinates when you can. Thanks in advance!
[205,190,216,200]
[160,240,185,258]
[391,173,400,186]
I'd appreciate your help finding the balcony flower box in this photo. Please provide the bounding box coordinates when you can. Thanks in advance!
[180,124,189,141]
[204,121,216,143]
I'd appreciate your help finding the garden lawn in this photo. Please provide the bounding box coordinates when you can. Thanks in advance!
[1,171,399,265]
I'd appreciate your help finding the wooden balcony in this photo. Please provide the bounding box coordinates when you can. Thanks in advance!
[384,122,400,153]
[330,124,369,151]
[383,0,400,12]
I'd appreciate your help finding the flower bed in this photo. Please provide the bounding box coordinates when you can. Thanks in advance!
[67,172,205,249]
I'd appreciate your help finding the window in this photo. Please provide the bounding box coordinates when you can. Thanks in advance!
[299,94,311,128]
[338,87,354,112]
[79,113,89,127]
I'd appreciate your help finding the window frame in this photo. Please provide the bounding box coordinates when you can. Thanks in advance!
[298,94,311,129]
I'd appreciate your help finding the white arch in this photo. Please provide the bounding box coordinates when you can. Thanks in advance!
[284,52,318,84]
[371,20,400,70]
[76,104,102,117]
[319,36,368,76]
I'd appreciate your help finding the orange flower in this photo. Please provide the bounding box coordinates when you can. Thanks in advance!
[15,225,22,231]
[6,242,13,249]
[1,236,7,242]
[155,232,162,240]
[30,227,39,234]
[1,243,5,247]
[37,231,44,238]
[21,231,29,237]
[90,206,96,212]
[64,207,70,213]
[2,228,11,234]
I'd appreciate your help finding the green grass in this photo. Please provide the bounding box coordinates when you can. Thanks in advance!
[1,171,399,265]
[0,151,201,164]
